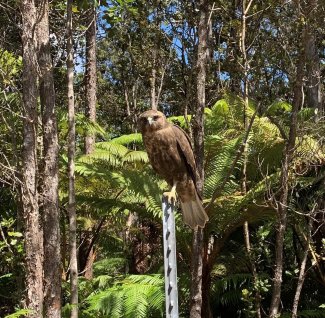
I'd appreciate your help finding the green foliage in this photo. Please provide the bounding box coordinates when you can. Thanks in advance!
[102,0,138,24]
[204,134,242,198]
[86,275,164,318]
[168,114,191,129]
[0,49,22,87]
[110,133,143,145]
[211,273,253,308]
[281,309,325,318]
[0,218,23,258]
[57,94,324,318]
[4,309,32,318]
[58,112,107,141]
[1,0,325,315]
[0,217,24,311]
[267,100,292,116]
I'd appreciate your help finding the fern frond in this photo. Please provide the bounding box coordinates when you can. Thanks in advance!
[4,309,32,318]
[76,113,107,138]
[294,136,324,163]
[298,107,316,121]
[204,135,242,198]
[94,258,126,277]
[78,149,121,167]
[76,195,142,215]
[111,133,143,145]
[96,142,129,157]
[58,112,107,139]
[207,172,278,233]
[267,100,292,116]
[168,114,191,129]
[211,273,252,307]
[122,150,148,163]
[92,275,115,290]
[86,274,164,318]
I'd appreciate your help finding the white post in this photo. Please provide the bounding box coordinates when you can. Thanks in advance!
[162,196,179,318]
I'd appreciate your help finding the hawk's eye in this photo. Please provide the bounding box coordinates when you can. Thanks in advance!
[153,115,159,120]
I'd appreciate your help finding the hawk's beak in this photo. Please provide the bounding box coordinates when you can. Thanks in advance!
[147,117,153,125]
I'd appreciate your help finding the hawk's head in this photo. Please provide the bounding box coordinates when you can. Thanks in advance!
[138,110,168,133]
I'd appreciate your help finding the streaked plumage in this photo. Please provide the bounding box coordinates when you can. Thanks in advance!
[138,110,209,229]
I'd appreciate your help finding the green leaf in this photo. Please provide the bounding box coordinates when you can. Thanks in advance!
[5,309,32,318]
[267,100,292,115]
[7,231,23,237]
[212,99,230,116]
[72,5,79,12]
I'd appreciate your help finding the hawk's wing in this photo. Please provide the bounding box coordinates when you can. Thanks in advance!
[172,125,198,186]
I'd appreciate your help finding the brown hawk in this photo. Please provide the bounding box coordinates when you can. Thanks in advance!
[138,110,209,229]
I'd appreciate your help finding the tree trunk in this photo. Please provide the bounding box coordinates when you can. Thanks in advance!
[81,4,97,279]
[240,2,262,317]
[150,49,157,111]
[268,19,305,318]
[66,0,78,316]
[292,217,313,318]
[201,267,213,318]
[84,4,97,155]
[190,229,204,318]
[78,231,94,279]
[304,0,322,113]
[36,0,61,316]
[20,0,44,316]
[304,28,321,111]
[190,0,209,317]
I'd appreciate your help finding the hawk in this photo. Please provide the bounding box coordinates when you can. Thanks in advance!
[138,110,209,229]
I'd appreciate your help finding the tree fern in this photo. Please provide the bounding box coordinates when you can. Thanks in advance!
[210,273,252,307]
[86,274,164,318]
[207,172,279,233]
[58,112,107,139]
[94,258,126,277]
[204,134,242,199]
[267,100,292,116]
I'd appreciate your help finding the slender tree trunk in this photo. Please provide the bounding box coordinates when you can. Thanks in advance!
[243,223,262,318]
[20,0,44,316]
[268,19,305,318]
[190,0,209,316]
[229,1,241,94]
[240,2,262,317]
[292,217,313,318]
[150,49,157,111]
[201,266,213,318]
[79,231,94,279]
[304,0,322,113]
[190,228,204,318]
[36,0,61,316]
[305,28,321,111]
[84,4,97,155]
[66,0,78,316]
[81,3,97,279]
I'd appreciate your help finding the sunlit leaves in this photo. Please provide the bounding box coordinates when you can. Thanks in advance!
[0,49,22,87]
[87,274,164,318]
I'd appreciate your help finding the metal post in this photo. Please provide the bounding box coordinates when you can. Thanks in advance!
[162,196,179,318]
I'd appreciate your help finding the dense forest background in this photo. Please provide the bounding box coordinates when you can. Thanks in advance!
[0,0,324,317]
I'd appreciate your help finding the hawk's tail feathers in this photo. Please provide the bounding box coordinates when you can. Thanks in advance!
[180,192,209,229]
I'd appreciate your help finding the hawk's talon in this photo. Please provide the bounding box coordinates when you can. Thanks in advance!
[163,190,177,204]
